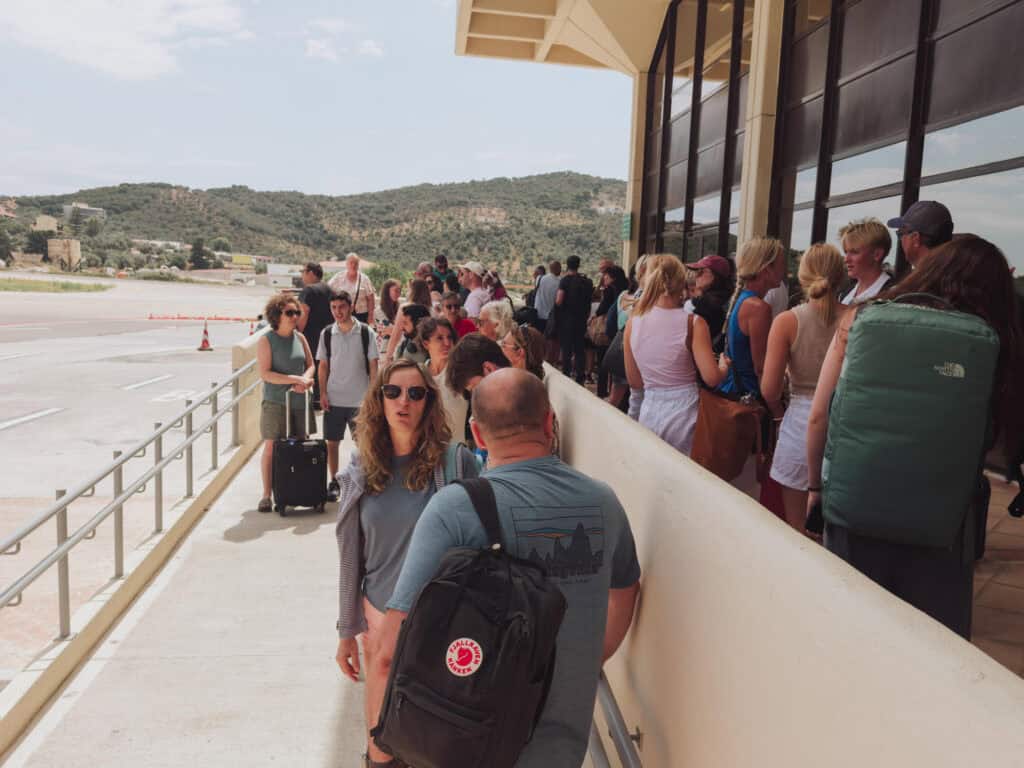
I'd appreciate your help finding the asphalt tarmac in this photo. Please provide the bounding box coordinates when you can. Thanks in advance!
[0,271,276,679]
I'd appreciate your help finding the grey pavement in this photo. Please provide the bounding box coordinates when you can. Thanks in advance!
[1,273,279,683]
[2,442,367,768]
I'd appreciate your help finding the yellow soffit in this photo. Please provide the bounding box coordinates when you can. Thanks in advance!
[456,0,673,75]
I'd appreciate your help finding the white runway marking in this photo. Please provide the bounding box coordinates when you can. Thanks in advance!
[0,407,64,432]
[151,389,205,403]
[122,373,175,391]
[0,325,50,331]
[0,352,37,362]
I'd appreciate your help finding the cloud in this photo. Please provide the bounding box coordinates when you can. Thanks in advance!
[1,0,249,80]
[357,39,384,57]
[304,38,338,62]
[309,17,348,35]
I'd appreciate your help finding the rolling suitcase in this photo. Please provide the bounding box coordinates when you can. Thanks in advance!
[272,390,327,516]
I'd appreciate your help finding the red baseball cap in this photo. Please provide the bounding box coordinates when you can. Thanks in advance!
[687,254,732,279]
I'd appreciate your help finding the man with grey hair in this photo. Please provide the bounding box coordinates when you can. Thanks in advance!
[372,368,641,768]
[415,261,433,281]
[328,253,375,323]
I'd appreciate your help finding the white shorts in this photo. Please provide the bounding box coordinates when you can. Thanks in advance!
[770,394,813,490]
[639,384,700,455]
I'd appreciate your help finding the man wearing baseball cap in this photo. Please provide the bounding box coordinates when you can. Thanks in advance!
[887,200,954,268]
[458,260,490,318]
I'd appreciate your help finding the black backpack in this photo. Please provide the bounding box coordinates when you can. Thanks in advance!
[320,322,370,375]
[371,479,567,768]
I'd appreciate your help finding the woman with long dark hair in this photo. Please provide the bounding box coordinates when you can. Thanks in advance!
[806,234,1024,636]
[335,359,477,767]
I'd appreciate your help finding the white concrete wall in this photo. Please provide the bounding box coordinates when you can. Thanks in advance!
[232,328,268,449]
[545,370,1024,767]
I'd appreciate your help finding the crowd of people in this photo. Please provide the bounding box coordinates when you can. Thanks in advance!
[251,197,1023,766]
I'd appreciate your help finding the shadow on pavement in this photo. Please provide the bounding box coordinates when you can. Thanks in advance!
[222,504,337,543]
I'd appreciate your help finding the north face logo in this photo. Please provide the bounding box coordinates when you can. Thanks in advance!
[934,362,965,379]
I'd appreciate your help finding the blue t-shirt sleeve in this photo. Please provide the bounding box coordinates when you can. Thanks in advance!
[386,487,465,612]
[607,495,641,589]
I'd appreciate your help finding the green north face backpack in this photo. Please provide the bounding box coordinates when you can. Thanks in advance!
[822,298,999,548]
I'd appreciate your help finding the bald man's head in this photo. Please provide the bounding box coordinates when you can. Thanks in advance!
[471,368,550,440]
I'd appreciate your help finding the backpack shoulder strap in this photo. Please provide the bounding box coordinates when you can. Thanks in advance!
[443,442,462,484]
[321,324,333,362]
[685,311,694,356]
[453,478,503,550]
[360,323,370,375]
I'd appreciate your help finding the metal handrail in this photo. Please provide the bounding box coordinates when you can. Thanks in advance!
[0,360,257,556]
[594,671,643,768]
[0,359,261,630]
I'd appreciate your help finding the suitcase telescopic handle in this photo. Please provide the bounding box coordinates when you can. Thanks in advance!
[285,388,310,438]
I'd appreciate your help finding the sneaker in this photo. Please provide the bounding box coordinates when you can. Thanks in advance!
[327,479,340,502]
[257,497,272,513]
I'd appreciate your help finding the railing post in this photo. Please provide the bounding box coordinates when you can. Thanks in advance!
[210,383,219,470]
[231,375,240,448]
[185,401,194,498]
[112,451,124,579]
[55,489,70,639]
[154,423,163,533]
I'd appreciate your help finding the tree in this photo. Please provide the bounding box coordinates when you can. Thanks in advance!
[84,218,102,238]
[189,238,210,270]
[0,228,11,261]
[68,207,83,237]
[210,236,231,253]
[26,230,53,257]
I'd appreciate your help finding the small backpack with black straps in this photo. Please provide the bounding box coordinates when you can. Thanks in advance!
[371,478,567,768]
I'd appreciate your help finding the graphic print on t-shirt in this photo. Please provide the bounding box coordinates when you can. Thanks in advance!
[512,507,604,581]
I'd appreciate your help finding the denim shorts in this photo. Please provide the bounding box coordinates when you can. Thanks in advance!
[323,406,359,441]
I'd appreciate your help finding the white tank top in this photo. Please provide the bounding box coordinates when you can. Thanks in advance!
[629,306,697,389]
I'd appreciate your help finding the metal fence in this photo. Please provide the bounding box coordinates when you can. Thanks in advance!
[0,360,259,638]
[589,671,643,767]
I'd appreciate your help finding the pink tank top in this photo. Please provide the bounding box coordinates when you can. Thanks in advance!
[629,306,697,389]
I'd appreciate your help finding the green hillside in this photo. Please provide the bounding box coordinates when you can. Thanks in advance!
[3,172,627,282]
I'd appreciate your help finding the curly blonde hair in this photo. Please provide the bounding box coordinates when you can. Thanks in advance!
[355,359,452,495]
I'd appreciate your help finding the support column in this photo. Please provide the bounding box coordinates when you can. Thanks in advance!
[738,0,785,243]
[622,72,648,271]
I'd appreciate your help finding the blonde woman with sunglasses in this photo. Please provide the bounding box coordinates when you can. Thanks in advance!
[333,359,478,768]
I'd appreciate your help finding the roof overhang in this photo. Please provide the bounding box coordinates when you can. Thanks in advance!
[455,0,674,75]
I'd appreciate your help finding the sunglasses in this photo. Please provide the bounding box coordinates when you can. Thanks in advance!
[381,384,429,401]
[283,309,301,317]
[443,304,459,310]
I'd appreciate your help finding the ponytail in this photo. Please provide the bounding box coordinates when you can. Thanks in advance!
[798,242,845,327]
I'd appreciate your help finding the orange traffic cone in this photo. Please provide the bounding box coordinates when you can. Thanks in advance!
[197,321,213,352]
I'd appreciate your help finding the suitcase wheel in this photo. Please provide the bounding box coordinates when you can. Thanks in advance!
[276,505,286,516]
[316,503,326,514]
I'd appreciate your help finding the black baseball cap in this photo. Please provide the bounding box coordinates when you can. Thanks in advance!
[887,201,953,242]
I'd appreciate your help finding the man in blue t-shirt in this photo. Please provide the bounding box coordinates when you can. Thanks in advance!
[373,369,641,768]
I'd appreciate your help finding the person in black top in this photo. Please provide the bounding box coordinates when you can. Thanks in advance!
[685,254,734,356]
[555,255,593,384]
[298,261,333,409]
[595,265,628,398]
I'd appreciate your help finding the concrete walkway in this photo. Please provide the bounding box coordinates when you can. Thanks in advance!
[3,444,366,768]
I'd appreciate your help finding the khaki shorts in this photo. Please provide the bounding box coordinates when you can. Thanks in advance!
[260,400,317,440]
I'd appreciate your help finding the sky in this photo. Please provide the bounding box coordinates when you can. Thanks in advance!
[0,0,634,197]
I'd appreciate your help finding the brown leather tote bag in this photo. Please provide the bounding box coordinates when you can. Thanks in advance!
[686,314,765,481]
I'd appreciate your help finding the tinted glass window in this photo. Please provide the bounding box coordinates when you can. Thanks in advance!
[923,105,1024,176]
[830,142,907,197]
[839,0,920,78]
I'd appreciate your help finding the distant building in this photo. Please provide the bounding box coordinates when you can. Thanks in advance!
[32,215,59,232]
[48,239,81,271]
[131,239,184,251]
[63,202,106,222]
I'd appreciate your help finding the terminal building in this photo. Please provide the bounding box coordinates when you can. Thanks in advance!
[454,0,1024,284]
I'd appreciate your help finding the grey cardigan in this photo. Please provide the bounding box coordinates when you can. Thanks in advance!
[335,446,475,638]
